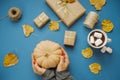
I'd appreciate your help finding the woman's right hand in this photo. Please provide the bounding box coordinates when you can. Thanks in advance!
[31,54,46,75]
[57,47,70,72]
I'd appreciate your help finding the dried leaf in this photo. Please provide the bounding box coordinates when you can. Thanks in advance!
[49,21,60,31]
[89,63,102,74]
[102,20,114,32]
[23,24,34,37]
[4,53,19,67]
[82,47,93,58]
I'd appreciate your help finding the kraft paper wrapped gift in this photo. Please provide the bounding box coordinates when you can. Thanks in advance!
[64,31,76,46]
[34,12,50,28]
[46,0,86,27]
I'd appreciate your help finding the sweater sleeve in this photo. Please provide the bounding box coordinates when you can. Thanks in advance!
[41,69,56,80]
[56,71,75,80]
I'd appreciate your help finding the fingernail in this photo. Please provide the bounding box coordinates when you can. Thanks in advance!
[61,53,65,56]
[33,61,36,65]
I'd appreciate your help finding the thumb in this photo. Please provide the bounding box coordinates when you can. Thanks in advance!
[59,56,64,64]
[35,64,42,71]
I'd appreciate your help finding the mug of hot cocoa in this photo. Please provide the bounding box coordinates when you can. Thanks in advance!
[87,29,112,54]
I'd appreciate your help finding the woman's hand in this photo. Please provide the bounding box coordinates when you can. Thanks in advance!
[32,54,46,75]
[57,47,70,72]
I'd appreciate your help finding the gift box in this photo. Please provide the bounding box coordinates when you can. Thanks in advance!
[46,0,86,27]
[34,12,50,28]
[64,31,76,46]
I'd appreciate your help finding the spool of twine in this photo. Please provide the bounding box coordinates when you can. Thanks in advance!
[8,7,22,21]
[84,11,99,29]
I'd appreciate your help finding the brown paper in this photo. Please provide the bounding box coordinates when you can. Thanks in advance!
[64,31,76,46]
[46,0,86,27]
[34,12,50,28]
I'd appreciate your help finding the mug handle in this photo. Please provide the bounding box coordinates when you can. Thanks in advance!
[107,38,112,43]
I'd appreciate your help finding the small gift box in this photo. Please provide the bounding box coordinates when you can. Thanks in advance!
[34,12,50,28]
[46,0,86,27]
[64,31,76,46]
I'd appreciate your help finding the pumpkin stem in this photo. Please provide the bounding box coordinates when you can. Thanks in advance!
[45,53,49,57]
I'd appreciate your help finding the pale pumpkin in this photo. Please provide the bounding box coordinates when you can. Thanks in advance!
[33,40,62,69]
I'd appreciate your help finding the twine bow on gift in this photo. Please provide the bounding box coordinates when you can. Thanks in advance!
[65,31,76,39]
[56,1,69,16]
[56,0,76,19]
[64,31,76,46]
[38,13,47,24]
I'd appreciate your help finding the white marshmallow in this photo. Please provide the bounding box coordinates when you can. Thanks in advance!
[95,39,103,46]
[94,32,102,39]
[90,36,95,44]
[101,46,107,53]
[106,47,112,54]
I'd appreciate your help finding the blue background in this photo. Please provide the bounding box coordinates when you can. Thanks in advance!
[0,0,120,80]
